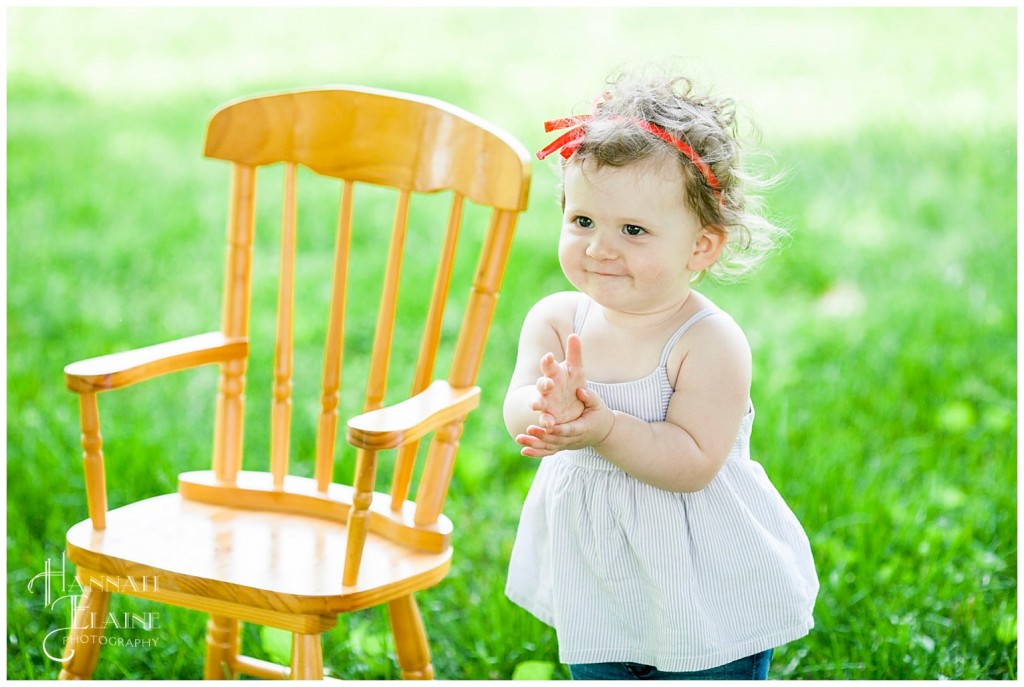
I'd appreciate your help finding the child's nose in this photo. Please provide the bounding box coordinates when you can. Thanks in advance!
[585,232,617,260]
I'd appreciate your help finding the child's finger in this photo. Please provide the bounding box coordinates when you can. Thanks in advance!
[539,351,560,377]
[544,420,577,439]
[564,333,585,370]
[520,446,555,458]
[515,432,541,447]
[523,424,546,437]
[577,386,604,409]
[516,432,556,456]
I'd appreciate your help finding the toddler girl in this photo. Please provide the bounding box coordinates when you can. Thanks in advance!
[504,69,819,680]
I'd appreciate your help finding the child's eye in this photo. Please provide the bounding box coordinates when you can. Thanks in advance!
[573,216,594,229]
[622,224,647,236]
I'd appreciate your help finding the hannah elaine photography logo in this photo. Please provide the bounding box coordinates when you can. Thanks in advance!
[27,553,161,661]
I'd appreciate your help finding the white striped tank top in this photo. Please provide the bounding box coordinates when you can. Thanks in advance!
[505,296,818,672]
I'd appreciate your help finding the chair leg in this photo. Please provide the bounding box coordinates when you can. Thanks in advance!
[58,586,111,680]
[387,594,434,680]
[290,633,324,680]
[204,615,240,679]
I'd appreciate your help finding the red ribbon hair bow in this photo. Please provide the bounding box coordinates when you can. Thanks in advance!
[536,114,722,201]
[536,115,594,161]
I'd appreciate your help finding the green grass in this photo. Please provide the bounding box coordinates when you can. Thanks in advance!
[7,6,1016,680]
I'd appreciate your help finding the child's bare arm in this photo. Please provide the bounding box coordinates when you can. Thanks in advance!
[503,292,582,441]
[516,314,752,491]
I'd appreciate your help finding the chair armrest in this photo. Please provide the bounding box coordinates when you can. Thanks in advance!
[346,380,480,451]
[64,332,248,393]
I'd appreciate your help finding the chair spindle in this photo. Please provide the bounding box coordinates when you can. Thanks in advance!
[270,163,298,488]
[345,189,411,585]
[411,208,518,526]
[78,391,108,529]
[449,209,519,387]
[344,446,377,586]
[213,163,256,482]
[390,192,465,511]
[413,419,465,526]
[315,181,355,493]
[364,190,411,413]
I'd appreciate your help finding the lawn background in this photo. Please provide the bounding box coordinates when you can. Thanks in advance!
[7,6,1017,680]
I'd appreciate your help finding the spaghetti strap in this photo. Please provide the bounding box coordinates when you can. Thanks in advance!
[659,309,718,366]
[573,295,592,335]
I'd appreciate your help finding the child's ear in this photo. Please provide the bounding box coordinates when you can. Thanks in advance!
[686,227,727,272]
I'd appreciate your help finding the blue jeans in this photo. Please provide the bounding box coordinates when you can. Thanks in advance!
[569,649,773,680]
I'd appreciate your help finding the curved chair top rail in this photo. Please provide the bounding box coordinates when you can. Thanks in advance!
[204,85,532,212]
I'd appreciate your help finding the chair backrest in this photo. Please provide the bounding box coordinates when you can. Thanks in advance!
[198,87,530,539]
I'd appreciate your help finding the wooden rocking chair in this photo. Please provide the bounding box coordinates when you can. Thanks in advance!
[59,86,531,679]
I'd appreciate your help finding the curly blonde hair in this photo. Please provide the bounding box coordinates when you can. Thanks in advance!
[562,69,788,282]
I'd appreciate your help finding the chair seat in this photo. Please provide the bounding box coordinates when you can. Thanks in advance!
[66,493,452,616]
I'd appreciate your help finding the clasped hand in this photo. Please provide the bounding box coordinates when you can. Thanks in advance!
[516,334,614,458]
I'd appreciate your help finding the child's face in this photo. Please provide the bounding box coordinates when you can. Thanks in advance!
[558,156,705,316]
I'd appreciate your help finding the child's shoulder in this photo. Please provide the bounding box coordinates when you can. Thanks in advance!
[524,290,585,331]
[668,293,752,380]
[514,291,584,361]
[687,293,748,343]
